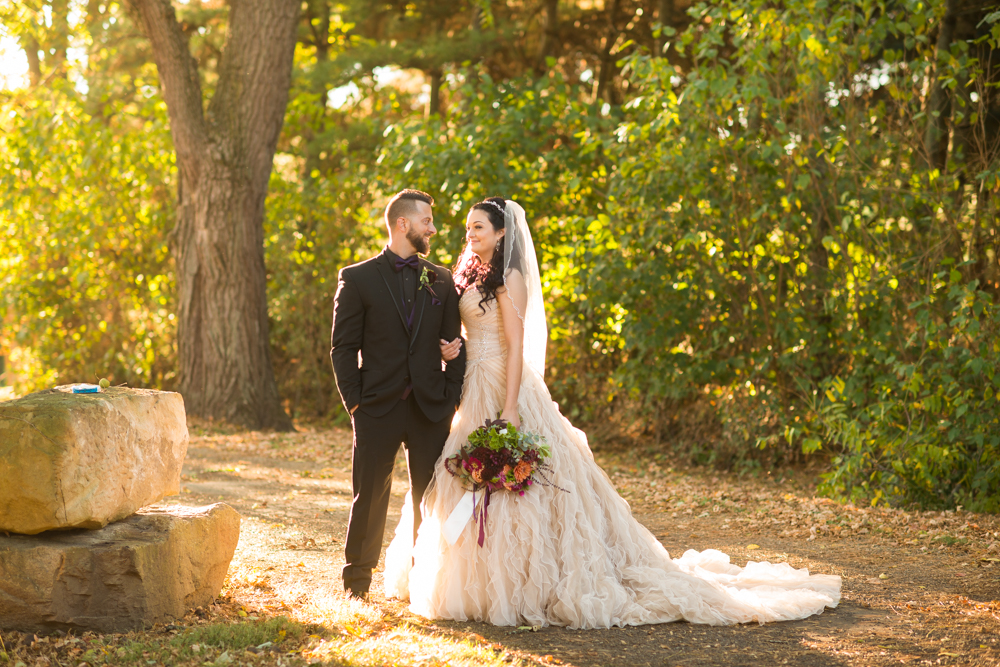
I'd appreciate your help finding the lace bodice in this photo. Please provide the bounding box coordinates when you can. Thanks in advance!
[460,288,506,364]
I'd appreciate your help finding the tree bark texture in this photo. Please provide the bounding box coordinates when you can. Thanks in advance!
[539,0,559,68]
[924,0,959,170]
[126,0,299,430]
[427,67,443,116]
[23,35,41,87]
[656,0,674,56]
[596,0,621,104]
[470,3,483,31]
[50,0,70,68]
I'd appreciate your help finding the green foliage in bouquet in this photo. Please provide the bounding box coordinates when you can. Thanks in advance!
[446,419,552,495]
[467,419,551,460]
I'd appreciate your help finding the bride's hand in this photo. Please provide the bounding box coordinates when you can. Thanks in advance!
[439,337,462,362]
[499,410,520,429]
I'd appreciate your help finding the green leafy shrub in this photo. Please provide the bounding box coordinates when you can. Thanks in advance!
[0,81,176,392]
[818,273,1000,512]
[374,0,1000,511]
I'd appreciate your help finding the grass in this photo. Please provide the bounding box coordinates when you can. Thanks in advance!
[0,603,525,667]
[98,617,305,665]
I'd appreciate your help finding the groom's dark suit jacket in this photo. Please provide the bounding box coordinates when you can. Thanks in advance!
[330,249,465,422]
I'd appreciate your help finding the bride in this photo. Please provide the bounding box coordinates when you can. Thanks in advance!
[382,197,840,628]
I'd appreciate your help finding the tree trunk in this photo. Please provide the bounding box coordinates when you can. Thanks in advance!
[470,3,483,31]
[23,35,41,87]
[467,4,483,86]
[126,0,298,430]
[925,0,959,170]
[428,67,443,116]
[656,0,674,56]
[806,90,837,379]
[50,0,70,69]
[595,0,621,104]
[538,0,559,69]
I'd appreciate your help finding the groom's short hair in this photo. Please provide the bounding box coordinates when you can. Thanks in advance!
[385,189,434,232]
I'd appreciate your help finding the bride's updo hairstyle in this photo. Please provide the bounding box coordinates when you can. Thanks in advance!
[454,196,510,314]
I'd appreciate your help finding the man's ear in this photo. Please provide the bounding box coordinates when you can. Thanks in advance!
[394,216,409,234]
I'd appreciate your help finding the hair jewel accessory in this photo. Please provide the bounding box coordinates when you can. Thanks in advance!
[482,200,505,215]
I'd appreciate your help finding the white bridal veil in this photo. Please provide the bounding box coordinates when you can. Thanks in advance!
[501,200,547,378]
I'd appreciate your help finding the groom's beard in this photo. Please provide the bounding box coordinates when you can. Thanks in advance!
[408,228,430,255]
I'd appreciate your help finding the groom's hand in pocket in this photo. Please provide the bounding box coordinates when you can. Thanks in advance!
[439,337,462,362]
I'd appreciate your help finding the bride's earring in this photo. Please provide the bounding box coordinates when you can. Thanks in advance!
[495,239,501,253]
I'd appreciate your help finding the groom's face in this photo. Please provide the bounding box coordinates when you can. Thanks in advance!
[404,201,435,255]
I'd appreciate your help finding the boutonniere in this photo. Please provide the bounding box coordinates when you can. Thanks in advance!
[420,266,441,305]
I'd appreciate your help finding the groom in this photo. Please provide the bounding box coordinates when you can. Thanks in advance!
[330,188,466,599]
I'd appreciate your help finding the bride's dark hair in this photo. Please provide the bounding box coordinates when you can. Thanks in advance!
[454,196,507,314]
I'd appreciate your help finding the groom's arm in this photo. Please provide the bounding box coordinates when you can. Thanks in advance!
[440,274,466,406]
[331,268,364,414]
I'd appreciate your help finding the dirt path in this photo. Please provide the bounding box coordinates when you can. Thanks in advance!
[4,426,997,667]
[168,426,1000,667]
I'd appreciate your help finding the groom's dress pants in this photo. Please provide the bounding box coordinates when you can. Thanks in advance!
[342,393,451,594]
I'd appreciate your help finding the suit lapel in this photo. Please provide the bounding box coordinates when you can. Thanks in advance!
[409,261,430,350]
[376,254,409,333]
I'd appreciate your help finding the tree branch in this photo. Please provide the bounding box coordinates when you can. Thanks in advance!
[22,34,42,87]
[124,0,207,168]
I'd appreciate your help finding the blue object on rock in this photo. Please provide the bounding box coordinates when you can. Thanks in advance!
[71,384,100,393]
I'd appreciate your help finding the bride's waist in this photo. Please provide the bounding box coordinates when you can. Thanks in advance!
[465,333,506,363]
[466,350,507,364]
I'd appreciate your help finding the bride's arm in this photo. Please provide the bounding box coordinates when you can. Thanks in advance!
[497,270,528,428]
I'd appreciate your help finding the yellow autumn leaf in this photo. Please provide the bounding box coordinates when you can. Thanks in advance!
[805,36,825,57]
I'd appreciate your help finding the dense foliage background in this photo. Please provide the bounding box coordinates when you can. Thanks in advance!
[2,0,999,511]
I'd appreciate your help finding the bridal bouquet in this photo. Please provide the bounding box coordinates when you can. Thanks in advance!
[442,418,557,546]
[445,418,550,495]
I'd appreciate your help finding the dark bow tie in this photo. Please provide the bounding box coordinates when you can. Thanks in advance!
[393,255,419,272]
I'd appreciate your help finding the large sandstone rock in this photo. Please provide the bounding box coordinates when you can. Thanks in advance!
[0,386,187,534]
[0,503,240,633]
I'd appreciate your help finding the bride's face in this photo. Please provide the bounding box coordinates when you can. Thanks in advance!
[466,209,504,262]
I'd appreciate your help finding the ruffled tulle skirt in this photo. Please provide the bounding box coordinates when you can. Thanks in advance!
[383,356,840,628]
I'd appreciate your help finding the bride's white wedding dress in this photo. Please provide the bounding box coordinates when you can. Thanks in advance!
[382,288,841,628]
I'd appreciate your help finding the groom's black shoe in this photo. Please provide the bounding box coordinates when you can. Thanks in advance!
[346,588,368,601]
